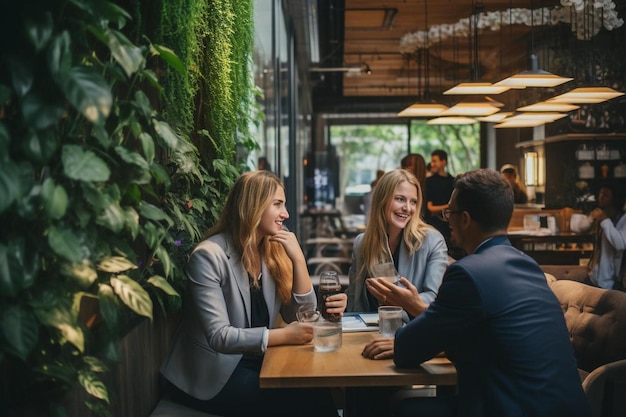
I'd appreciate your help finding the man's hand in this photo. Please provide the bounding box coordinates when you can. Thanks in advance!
[362,337,395,360]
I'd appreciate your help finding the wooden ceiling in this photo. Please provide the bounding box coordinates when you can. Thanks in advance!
[312,0,597,113]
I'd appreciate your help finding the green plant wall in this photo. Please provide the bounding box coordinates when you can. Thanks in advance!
[0,0,257,415]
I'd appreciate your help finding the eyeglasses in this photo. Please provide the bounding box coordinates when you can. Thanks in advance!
[441,209,463,222]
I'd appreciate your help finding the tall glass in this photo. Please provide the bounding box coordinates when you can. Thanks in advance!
[317,271,342,322]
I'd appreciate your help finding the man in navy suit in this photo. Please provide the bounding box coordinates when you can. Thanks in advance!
[392,169,590,417]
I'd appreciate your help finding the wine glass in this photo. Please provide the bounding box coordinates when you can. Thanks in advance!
[296,303,320,323]
[317,271,342,322]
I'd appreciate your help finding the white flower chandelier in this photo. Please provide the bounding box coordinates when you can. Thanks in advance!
[399,1,623,54]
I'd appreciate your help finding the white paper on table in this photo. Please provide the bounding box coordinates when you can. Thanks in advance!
[341,313,379,332]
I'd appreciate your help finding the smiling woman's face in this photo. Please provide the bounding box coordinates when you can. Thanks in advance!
[385,180,418,234]
[258,187,289,237]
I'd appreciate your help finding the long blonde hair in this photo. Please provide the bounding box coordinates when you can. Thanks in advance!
[359,169,429,277]
[206,171,293,302]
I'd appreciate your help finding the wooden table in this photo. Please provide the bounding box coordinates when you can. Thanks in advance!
[260,332,457,415]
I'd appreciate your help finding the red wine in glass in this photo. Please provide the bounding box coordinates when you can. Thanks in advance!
[318,271,342,322]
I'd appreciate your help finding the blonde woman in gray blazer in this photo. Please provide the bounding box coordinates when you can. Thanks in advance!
[347,169,448,318]
[161,171,344,417]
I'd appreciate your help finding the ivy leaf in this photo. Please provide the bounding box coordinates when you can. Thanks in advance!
[21,92,65,130]
[78,370,109,403]
[22,128,59,164]
[0,160,20,213]
[60,260,98,289]
[91,28,143,78]
[41,178,68,219]
[147,275,179,297]
[110,275,153,320]
[62,145,111,182]
[47,31,71,82]
[115,146,149,170]
[61,66,112,125]
[35,299,84,352]
[154,245,173,279]
[0,306,38,361]
[138,132,155,164]
[48,224,85,263]
[97,284,119,332]
[153,120,179,148]
[139,202,172,224]
[96,199,125,233]
[25,12,54,52]
[150,43,184,75]
[123,206,139,240]
[97,256,137,273]
[0,239,39,297]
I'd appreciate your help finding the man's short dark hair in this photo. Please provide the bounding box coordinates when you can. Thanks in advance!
[454,169,514,233]
[431,149,448,162]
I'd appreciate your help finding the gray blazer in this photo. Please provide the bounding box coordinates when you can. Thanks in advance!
[160,233,316,400]
[346,229,448,313]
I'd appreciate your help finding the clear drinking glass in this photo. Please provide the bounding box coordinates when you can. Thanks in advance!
[371,262,400,284]
[296,303,320,323]
[317,271,342,322]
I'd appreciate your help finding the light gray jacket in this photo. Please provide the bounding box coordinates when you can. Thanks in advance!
[346,229,448,313]
[590,214,626,289]
[160,233,316,400]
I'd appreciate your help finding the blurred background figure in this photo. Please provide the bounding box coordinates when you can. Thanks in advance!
[363,169,385,223]
[500,164,528,204]
[258,156,272,171]
[401,153,427,217]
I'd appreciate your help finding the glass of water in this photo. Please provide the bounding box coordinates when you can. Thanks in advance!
[296,303,320,323]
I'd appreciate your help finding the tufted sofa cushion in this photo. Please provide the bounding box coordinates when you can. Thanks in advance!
[541,265,589,282]
[549,280,626,373]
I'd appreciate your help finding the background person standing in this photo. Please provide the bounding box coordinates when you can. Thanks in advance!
[425,150,455,252]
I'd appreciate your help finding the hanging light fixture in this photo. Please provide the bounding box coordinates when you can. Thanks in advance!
[547,87,625,104]
[517,101,579,112]
[495,1,572,88]
[398,0,448,118]
[427,116,478,125]
[445,1,511,95]
[442,95,503,116]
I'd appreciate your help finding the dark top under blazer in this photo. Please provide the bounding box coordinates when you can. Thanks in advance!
[394,236,591,417]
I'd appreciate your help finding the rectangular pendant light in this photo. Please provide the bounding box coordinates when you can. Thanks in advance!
[444,83,510,95]
[397,103,449,117]
[517,102,579,112]
[427,116,477,125]
[494,55,573,88]
[548,87,625,104]
[476,112,513,122]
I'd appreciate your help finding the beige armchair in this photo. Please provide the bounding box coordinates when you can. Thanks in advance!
[548,279,626,417]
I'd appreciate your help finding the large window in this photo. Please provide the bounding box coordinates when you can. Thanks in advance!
[329,122,480,218]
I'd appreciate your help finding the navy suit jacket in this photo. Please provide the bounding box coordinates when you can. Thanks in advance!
[394,236,590,417]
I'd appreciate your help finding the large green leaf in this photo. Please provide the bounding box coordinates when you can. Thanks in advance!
[110,275,152,320]
[48,224,85,263]
[47,31,71,82]
[153,120,179,148]
[41,178,68,219]
[0,305,38,361]
[6,55,33,97]
[35,298,84,352]
[151,43,184,75]
[21,92,65,130]
[97,284,119,332]
[25,12,53,52]
[97,256,137,273]
[147,275,179,297]
[0,239,39,297]
[78,370,109,403]
[96,199,125,233]
[22,128,59,164]
[61,66,112,125]
[138,132,155,165]
[60,261,98,289]
[154,245,173,279]
[0,160,20,213]
[62,145,111,182]
[123,206,140,240]
[98,28,143,78]
[139,202,171,223]
[114,146,149,170]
